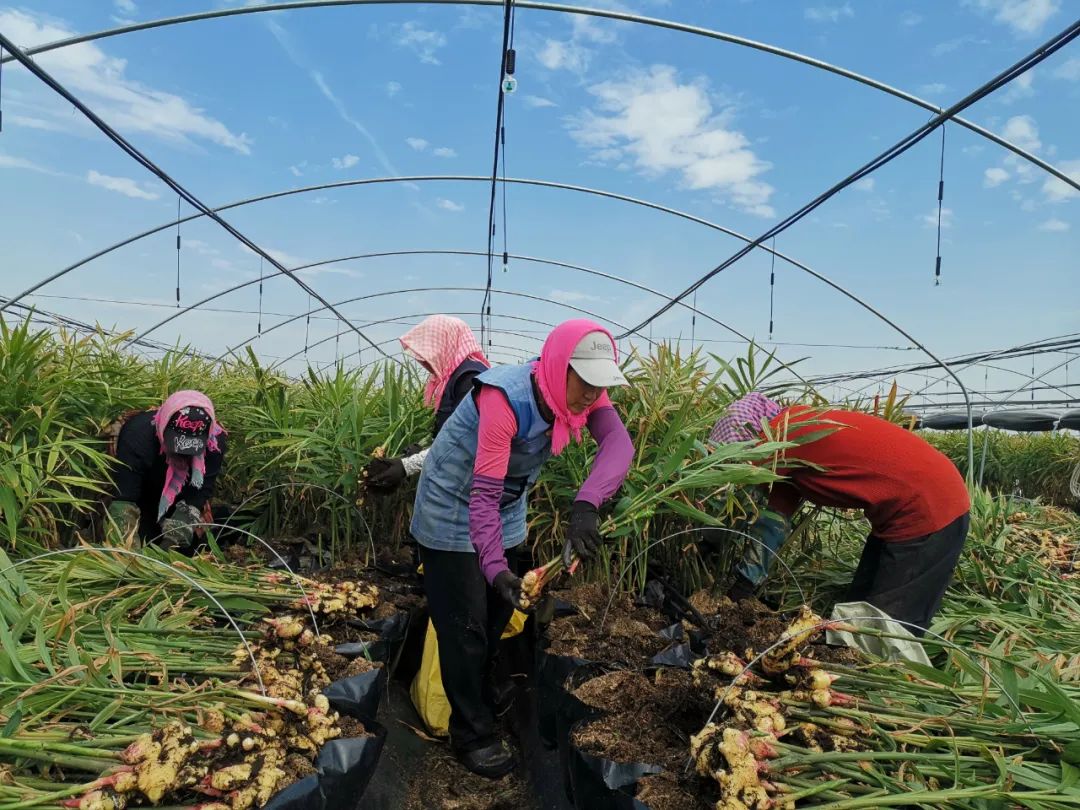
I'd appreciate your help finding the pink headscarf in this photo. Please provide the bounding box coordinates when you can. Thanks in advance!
[533,319,617,456]
[709,392,782,444]
[400,316,489,409]
[152,390,225,520]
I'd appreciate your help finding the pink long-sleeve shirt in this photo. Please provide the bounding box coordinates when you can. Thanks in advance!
[468,386,634,583]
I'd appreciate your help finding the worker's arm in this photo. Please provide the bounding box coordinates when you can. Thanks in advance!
[469,386,518,585]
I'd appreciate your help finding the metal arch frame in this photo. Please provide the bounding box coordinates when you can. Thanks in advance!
[210,249,752,360]
[9,175,830,324]
[5,1,1076,194]
[336,328,549,371]
[270,310,563,371]
[258,288,657,372]
[914,361,1076,406]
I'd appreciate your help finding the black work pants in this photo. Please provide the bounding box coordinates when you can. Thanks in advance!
[846,512,969,636]
[420,545,518,752]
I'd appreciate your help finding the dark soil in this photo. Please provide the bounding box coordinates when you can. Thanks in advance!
[634,773,713,810]
[570,669,711,774]
[400,750,536,810]
[704,596,787,659]
[338,716,373,740]
[545,583,671,665]
[283,752,317,781]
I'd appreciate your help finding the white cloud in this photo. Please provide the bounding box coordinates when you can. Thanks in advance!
[114,0,137,13]
[551,289,602,304]
[1000,115,1041,152]
[289,164,304,177]
[999,70,1035,103]
[1052,57,1080,81]
[1042,160,1080,202]
[537,39,591,73]
[184,239,219,256]
[524,95,557,108]
[432,146,457,158]
[933,35,990,56]
[87,169,159,200]
[9,114,67,132]
[331,154,360,169]
[0,10,251,154]
[265,18,398,176]
[406,137,430,151]
[900,11,924,26]
[984,167,1010,186]
[386,81,403,97]
[921,207,954,228]
[1038,217,1070,231]
[436,198,464,212]
[567,65,775,217]
[392,22,447,65]
[804,3,854,22]
[0,153,60,175]
[854,177,875,192]
[967,0,1060,35]
[918,82,948,96]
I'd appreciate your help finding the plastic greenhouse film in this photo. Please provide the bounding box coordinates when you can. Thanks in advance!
[982,409,1063,432]
[922,412,985,431]
[1059,409,1080,431]
[566,722,663,810]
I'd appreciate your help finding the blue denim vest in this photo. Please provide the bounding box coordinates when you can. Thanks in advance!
[411,363,551,552]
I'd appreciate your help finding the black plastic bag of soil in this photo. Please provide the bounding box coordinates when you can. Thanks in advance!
[323,667,387,725]
[335,611,410,666]
[262,670,389,810]
[649,623,707,669]
[536,645,593,750]
[554,667,607,804]
[566,725,663,810]
[262,722,387,810]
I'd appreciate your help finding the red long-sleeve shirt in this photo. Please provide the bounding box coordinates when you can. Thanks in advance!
[765,406,969,541]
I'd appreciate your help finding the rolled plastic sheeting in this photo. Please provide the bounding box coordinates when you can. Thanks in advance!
[921,412,983,431]
[981,409,1063,432]
[1059,409,1080,431]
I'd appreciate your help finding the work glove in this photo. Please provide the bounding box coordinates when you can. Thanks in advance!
[364,457,407,493]
[105,500,141,545]
[562,500,602,568]
[158,501,201,550]
[492,569,526,611]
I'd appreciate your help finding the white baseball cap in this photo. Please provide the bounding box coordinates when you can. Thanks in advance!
[569,331,628,387]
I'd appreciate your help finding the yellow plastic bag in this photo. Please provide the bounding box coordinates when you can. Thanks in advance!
[410,610,528,737]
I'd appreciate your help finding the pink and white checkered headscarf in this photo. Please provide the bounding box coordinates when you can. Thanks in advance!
[399,316,489,408]
[709,392,782,444]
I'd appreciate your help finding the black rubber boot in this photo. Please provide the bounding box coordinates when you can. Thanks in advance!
[455,739,516,779]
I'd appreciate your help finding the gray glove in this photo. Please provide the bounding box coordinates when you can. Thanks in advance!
[158,501,202,550]
[105,500,141,544]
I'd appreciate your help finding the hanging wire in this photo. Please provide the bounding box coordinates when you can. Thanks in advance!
[933,123,946,286]
[175,197,182,306]
[768,236,777,339]
[257,256,264,337]
[690,291,697,349]
[0,44,5,133]
[303,293,312,357]
[482,0,516,348]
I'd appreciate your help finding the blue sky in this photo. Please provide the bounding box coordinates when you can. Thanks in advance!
[1,0,1077,408]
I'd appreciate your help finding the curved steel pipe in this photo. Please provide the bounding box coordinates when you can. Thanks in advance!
[10,176,822,326]
[6,1,1074,194]
[211,250,750,360]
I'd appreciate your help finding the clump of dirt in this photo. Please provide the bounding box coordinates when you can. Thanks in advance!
[703,597,787,659]
[687,589,727,617]
[572,670,643,713]
[343,655,381,679]
[311,640,350,680]
[338,716,373,739]
[546,583,670,664]
[634,772,713,810]
[400,752,536,810]
[283,752,317,781]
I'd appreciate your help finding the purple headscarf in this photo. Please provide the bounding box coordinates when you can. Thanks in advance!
[709,393,782,444]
